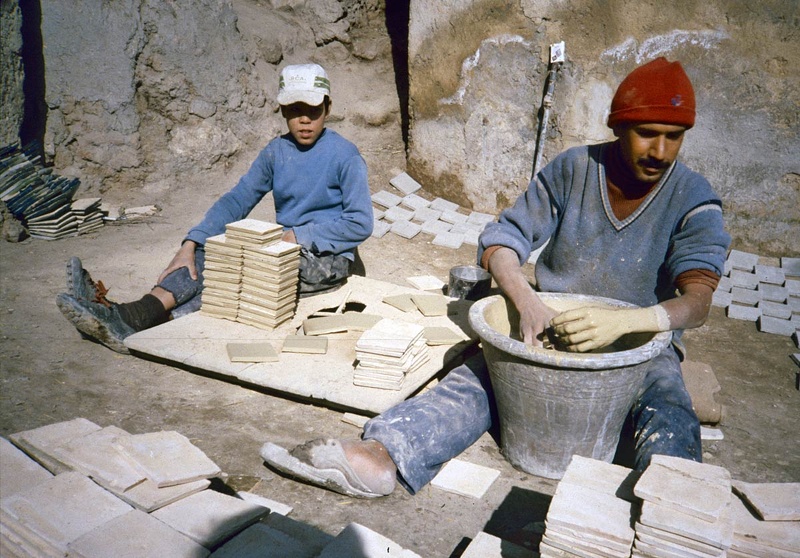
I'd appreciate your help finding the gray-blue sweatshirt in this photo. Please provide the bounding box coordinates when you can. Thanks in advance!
[478,142,731,312]
[186,128,372,259]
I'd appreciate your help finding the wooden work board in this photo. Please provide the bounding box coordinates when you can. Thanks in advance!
[124,275,478,414]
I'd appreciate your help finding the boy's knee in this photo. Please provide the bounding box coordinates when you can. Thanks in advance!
[157,266,202,306]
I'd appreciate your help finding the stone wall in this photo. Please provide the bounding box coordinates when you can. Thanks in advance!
[1,0,24,147]
[406,0,799,254]
[39,0,267,195]
[2,0,797,253]
[7,0,388,200]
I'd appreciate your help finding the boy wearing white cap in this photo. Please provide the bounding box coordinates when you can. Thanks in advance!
[56,63,373,353]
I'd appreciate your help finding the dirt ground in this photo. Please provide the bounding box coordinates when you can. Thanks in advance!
[1,163,799,556]
[2,4,799,556]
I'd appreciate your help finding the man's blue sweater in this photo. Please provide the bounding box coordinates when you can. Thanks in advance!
[479,142,731,312]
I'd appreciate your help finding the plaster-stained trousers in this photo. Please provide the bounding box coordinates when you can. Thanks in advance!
[363,347,700,494]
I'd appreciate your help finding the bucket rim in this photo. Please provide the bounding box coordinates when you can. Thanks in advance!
[468,294,672,369]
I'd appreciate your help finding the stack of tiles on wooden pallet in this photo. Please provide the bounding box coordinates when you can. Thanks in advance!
[200,219,300,329]
[353,318,430,390]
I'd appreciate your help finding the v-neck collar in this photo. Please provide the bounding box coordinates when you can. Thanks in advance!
[598,143,676,231]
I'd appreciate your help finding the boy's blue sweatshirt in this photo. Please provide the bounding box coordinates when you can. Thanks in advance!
[186,129,372,259]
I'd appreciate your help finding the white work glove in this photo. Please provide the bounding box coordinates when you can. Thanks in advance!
[548,305,671,352]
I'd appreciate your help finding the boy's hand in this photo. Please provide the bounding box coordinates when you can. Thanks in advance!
[548,305,670,352]
[158,240,198,283]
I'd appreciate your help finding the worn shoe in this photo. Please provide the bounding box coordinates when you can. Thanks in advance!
[56,293,135,354]
[66,257,112,307]
[259,439,395,498]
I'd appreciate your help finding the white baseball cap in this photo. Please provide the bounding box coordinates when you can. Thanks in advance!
[277,63,331,106]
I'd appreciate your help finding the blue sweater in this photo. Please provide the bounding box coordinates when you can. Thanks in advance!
[479,142,731,310]
[186,129,373,259]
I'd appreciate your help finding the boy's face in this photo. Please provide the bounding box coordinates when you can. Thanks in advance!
[615,123,686,183]
[281,101,328,146]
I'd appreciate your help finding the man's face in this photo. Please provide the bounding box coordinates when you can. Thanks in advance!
[281,101,328,146]
[615,123,687,183]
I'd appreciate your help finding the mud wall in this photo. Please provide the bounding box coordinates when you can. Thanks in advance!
[2,0,387,201]
[1,0,797,253]
[406,0,799,254]
[1,1,24,147]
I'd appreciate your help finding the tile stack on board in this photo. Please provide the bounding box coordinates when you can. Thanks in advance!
[239,240,301,329]
[353,318,430,390]
[200,219,301,329]
[540,455,639,558]
[632,454,733,558]
[201,233,245,321]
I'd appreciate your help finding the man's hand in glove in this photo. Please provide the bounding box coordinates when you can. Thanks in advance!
[548,305,671,352]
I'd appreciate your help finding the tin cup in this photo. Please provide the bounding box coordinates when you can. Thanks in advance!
[448,265,492,301]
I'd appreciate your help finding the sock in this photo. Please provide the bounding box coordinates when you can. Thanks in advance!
[116,294,169,331]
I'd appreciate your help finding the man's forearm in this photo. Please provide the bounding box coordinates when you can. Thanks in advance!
[487,247,557,345]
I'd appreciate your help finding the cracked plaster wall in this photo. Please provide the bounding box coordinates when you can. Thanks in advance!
[407,0,799,254]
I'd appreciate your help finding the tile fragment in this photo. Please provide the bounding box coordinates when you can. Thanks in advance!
[431,459,500,499]
[317,522,422,558]
[226,341,279,362]
[151,489,269,548]
[114,431,221,488]
[406,275,445,291]
[371,190,402,208]
[727,250,759,272]
[726,304,761,321]
[67,509,209,558]
[429,197,459,213]
[389,171,423,195]
[399,193,429,211]
[420,219,452,235]
[371,219,391,238]
[461,531,537,558]
[432,231,464,249]
[390,219,422,239]
[732,480,800,521]
[757,315,795,336]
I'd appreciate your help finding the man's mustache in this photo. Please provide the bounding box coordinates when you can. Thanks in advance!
[638,157,670,169]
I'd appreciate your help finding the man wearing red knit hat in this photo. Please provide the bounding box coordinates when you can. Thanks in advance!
[260,58,731,499]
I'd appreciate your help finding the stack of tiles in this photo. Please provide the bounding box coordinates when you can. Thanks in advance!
[540,455,638,558]
[632,454,733,558]
[353,318,430,390]
[238,240,301,329]
[729,486,800,557]
[71,197,104,235]
[201,219,302,329]
[1,419,279,557]
[200,233,244,321]
[224,219,283,249]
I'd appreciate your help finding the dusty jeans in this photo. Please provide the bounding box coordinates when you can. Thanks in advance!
[363,346,700,494]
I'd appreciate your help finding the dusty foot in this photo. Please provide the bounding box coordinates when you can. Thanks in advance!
[340,439,397,495]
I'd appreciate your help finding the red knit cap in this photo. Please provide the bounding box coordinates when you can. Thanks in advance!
[607,57,695,129]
